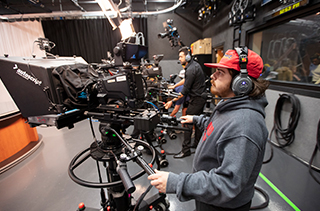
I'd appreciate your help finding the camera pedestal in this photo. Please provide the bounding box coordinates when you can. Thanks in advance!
[69,117,170,211]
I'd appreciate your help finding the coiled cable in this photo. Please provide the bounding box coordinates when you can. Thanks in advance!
[272,93,300,148]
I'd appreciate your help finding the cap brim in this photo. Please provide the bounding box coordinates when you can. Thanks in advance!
[204,63,231,69]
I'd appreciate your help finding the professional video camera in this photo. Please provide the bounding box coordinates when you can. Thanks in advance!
[0,41,151,128]
[0,39,171,211]
[158,19,184,47]
[141,54,164,79]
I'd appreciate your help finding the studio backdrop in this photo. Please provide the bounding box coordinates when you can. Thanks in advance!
[42,18,148,63]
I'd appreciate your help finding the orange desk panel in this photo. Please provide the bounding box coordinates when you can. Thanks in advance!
[0,114,39,163]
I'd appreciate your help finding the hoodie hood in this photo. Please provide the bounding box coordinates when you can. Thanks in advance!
[215,95,268,118]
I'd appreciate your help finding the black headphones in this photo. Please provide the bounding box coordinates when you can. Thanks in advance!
[232,46,253,96]
[179,46,192,62]
[185,47,192,62]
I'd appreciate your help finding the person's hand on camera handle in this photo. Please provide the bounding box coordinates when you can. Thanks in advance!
[180,115,193,124]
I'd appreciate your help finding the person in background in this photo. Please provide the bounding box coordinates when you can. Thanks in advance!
[311,65,320,84]
[168,69,189,117]
[275,58,293,81]
[165,46,206,158]
[309,53,320,82]
[149,48,270,211]
[309,53,320,84]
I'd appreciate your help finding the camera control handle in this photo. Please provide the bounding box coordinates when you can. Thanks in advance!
[116,161,136,194]
[136,156,155,175]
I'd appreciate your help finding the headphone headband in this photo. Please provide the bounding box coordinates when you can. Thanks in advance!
[235,46,248,71]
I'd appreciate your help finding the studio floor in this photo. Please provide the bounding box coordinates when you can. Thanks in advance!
[0,109,319,211]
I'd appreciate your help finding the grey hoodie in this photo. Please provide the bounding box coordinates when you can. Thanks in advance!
[166,95,269,210]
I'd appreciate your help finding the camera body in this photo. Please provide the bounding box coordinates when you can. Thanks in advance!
[0,56,88,117]
[158,19,184,47]
[95,66,145,110]
[0,42,149,129]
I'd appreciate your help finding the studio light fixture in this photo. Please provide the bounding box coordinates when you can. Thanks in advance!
[96,0,135,39]
[119,19,136,40]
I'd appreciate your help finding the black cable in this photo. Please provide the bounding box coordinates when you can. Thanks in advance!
[272,93,300,148]
[263,138,274,164]
[265,94,320,172]
[250,186,270,210]
[308,118,320,185]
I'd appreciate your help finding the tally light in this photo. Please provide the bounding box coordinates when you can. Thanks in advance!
[119,19,136,40]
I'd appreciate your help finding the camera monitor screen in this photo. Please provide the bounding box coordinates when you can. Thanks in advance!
[125,43,148,62]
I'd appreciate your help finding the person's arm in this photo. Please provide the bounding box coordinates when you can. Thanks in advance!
[192,114,210,131]
[148,170,169,193]
[179,115,194,124]
[168,79,185,89]
[170,104,182,116]
[165,137,260,204]
[164,93,184,109]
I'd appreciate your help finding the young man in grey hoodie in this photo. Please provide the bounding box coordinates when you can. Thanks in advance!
[148,47,270,211]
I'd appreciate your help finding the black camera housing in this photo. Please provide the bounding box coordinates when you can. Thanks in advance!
[0,43,149,129]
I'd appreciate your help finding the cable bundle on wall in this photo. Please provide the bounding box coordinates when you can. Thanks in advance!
[272,93,301,148]
[264,94,320,181]
[263,93,300,163]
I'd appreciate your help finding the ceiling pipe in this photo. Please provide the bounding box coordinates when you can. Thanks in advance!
[0,0,184,20]
[0,11,111,20]
[123,0,184,16]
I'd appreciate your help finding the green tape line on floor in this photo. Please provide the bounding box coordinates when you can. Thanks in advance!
[259,172,301,211]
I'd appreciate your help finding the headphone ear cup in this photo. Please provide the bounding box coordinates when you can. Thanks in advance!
[185,53,191,62]
[232,75,253,96]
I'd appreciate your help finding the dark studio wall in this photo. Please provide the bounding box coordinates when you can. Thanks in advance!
[147,10,202,60]
[146,10,206,79]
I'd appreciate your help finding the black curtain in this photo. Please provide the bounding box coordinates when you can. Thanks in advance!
[132,17,148,47]
[42,18,148,63]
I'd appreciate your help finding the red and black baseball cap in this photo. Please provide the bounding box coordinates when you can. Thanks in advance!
[204,49,263,79]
